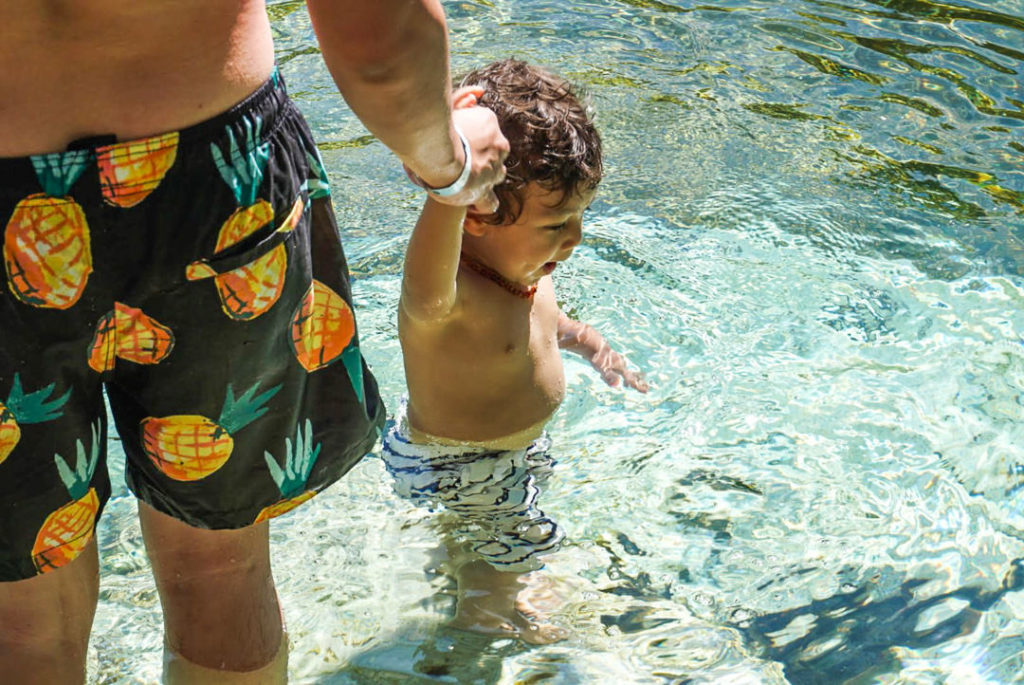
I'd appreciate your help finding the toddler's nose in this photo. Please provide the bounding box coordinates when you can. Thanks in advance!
[563,221,582,249]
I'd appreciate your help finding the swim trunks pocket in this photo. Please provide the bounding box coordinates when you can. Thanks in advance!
[183,191,307,281]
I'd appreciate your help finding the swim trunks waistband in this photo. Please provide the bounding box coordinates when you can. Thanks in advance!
[0,67,291,173]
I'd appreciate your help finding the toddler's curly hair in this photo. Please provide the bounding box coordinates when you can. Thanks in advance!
[458,58,603,225]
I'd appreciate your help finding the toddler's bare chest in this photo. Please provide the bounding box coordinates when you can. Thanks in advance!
[469,301,557,359]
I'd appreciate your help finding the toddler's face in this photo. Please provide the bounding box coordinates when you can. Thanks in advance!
[483,182,595,287]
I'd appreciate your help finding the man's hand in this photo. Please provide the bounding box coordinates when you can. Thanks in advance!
[447,104,508,212]
[310,0,508,212]
[405,86,509,212]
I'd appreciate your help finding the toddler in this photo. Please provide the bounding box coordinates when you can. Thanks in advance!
[384,58,647,643]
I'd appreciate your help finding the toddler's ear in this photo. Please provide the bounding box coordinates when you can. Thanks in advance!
[462,212,490,237]
[452,86,486,109]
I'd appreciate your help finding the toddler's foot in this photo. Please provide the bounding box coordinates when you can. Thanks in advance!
[449,563,568,644]
[449,595,567,645]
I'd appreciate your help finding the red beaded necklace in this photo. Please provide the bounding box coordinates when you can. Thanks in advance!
[459,252,537,299]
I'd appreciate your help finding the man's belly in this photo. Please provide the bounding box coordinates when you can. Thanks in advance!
[0,0,275,156]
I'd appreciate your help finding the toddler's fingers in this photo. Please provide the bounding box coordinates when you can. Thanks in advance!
[471,189,500,214]
[452,86,484,108]
[625,370,649,393]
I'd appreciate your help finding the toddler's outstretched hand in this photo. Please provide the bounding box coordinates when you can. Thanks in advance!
[558,313,649,392]
[587,342,649,393]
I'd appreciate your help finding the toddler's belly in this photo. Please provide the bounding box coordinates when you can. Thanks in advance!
[407,416,550,451]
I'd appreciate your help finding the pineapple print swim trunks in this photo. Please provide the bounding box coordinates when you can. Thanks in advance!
[0,69,385,581]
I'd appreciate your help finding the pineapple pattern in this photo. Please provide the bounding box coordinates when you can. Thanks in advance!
[1,72,385,578]
[4,151,93,309]
[193,118,297,320]
[141,382,281,481]
[0,375,71,465]
[254,419,322,523]
[306,147,331,200]
[88,302,175,373]
[97,133,179,207]
[290,279,365,406]
[32,422,102,574]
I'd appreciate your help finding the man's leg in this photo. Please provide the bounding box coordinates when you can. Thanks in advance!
[138,501,287,684]
[0,537,99,684]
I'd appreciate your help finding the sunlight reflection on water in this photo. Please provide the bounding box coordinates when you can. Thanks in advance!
[89,0,1023,682]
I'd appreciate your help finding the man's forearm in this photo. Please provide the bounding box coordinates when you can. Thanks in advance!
[307,0,461,187]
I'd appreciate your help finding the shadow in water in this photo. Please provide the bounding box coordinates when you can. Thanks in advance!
[315,626,519,684]
[733,559,1024,683]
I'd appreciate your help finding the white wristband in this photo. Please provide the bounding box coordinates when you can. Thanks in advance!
[418,125,472,198]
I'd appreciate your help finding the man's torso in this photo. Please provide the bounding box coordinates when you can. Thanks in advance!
[0,0,275,156]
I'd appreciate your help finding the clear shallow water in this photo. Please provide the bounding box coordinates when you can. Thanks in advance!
[89,1,1024,682]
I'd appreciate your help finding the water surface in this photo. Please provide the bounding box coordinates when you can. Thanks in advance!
[91,1,1024,682]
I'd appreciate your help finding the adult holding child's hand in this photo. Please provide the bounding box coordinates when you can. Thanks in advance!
[404,85,510,213]
[310,0,509,213]
[1,0,513,682]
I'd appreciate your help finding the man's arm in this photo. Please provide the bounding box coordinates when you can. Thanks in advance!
[306,0,508,210]
[558,312,649,392]
[398,86,486,324]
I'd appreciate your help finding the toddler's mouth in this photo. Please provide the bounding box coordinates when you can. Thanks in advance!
[542,262,557,274]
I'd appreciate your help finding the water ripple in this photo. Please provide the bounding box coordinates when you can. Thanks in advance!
[87,2,1024,682]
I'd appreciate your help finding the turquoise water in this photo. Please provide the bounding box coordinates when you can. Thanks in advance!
[90,1,1024,682]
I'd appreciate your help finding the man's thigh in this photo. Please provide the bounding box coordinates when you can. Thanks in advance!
[1,149,112,582]
[101,73,386,531]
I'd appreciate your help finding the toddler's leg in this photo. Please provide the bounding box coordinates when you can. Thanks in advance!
[448,556,567,645]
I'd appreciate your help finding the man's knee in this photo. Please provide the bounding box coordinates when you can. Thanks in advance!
[139,500,273,587]
[0,539,99,682]
[163,633,288,685]
[138,503,282,672]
